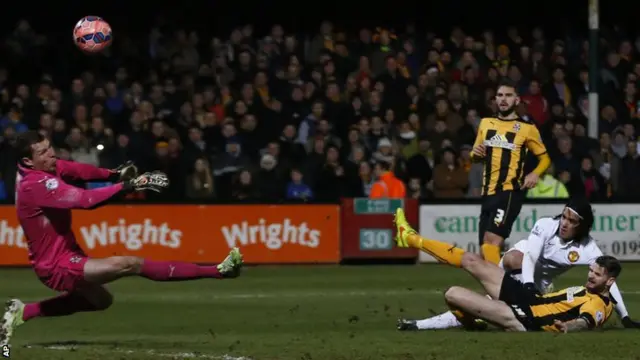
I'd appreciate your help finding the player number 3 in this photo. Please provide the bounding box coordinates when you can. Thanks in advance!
[494,209,505,224]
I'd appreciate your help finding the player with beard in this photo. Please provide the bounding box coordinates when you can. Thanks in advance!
[470,79,551,265]
[393,206,622,332]
[396,199,640,331]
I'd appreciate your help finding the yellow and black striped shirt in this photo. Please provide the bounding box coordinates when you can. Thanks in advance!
[473,117,547,196]
[530,286,615,332]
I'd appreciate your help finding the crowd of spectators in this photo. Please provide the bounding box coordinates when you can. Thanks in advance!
[0,20,640,203]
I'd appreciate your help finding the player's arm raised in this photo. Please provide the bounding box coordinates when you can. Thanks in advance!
[26,177,126,210]
[55,159,113,181]
[26,172,168,210]
[470,119,486,163]
[522,125,551,189]
[56,159,138,182]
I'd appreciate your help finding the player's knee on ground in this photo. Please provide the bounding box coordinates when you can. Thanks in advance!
[460,252,483,271]
[502,251,523,272]
[109,256,143,275]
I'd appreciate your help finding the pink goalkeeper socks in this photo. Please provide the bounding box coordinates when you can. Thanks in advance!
[23,293,101,322]
[20,261,224,323]
[140,260,222,281]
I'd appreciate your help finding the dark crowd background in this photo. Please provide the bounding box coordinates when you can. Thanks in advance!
[1,0,640,203]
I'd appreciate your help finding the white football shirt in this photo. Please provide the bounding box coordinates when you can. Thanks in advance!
[505,217,629,318]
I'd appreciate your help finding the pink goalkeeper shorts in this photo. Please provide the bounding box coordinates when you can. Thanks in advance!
[34,252,89,292]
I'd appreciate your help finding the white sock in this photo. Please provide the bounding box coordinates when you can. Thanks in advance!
[416,311,462,330]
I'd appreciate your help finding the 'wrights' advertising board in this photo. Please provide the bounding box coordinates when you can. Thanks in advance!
[419,204,640,262]
[0,205,341,265]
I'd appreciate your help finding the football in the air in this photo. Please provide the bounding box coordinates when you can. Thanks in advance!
[73,16,112,53]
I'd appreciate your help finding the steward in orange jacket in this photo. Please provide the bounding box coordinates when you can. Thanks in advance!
[369,161,406,198]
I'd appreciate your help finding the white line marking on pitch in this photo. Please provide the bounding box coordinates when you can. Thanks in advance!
[26,345,253,360]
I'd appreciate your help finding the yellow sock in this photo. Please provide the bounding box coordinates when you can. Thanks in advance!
[406,234,464,267]
[452,310,465,321]
[451,309,486,330]
[481,244,501,264]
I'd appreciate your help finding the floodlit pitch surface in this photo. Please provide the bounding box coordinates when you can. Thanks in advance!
[2,264,639,360]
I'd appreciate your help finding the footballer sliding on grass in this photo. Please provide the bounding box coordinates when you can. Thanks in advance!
[0,131,244,347]
[394,208,621,332]
[398,199,640,331]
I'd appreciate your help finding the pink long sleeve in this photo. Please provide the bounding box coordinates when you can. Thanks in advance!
[56,159,113,182]
[28,177,124,209]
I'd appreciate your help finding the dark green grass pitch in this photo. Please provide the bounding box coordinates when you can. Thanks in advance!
[2,264,639,360]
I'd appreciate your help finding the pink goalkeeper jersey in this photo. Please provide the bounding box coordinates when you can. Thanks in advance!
[15,160,123,271]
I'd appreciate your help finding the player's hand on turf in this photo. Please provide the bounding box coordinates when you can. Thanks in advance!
[554,320,568,333]
[472,144,486,159]
[112,161,138,181]
[622,316,640,329]
[128,171,170,192]
[521,172,540,189]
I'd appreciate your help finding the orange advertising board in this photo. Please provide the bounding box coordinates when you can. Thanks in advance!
[0,205,341,265]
